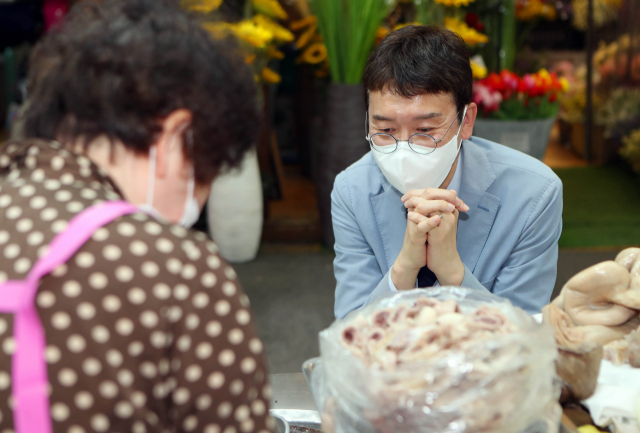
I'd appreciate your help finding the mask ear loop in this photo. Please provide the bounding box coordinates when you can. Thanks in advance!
[365,112,370,141]
[183,130,195,209]
[146,146,157,207]
[456,105,469,151]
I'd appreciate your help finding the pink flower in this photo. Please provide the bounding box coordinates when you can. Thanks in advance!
[473,83,503,112]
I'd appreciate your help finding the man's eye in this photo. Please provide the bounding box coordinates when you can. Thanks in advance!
[418,129,432,133]
[379,128,393,133]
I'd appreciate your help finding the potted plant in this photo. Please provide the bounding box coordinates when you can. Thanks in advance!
[472,69,568,159]
[307,0,396,247]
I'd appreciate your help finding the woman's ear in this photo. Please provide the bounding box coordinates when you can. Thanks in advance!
[152,109,193,179]
[460,103,477,141]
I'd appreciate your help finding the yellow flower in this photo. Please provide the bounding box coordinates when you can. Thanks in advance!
[435,0,475,7]
[516,0,558,20]
[268,45,285,59]
[232,20,275,48]
[182,0,222,12]
[251,14,294,43]
[470,59,488,79]
[296,22,317,48]
[559,77,570,92]
[262,67,282,83]
[376,26,391,41]
[252,0,288,20]
[444,17,488,46]
[301,43,328,64]
[290,16,317,31]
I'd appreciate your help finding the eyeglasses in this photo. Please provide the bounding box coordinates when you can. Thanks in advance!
[366,108,463,155]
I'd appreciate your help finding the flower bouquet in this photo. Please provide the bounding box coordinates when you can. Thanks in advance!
[473,69,569,120]
[472,69,568,160]
[191,0,294,84]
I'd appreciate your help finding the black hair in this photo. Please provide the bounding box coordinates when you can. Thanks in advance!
[362,25,472,120]
[22,0,259,183]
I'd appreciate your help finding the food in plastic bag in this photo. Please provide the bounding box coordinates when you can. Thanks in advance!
[542,304,603,401]
[315,288,560,433]
[544,247,640,368]
[628,327,640,368]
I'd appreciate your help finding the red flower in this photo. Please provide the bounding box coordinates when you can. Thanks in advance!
[465,12,479,27]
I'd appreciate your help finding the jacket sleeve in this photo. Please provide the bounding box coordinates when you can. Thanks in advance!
[489,178,563,314]
[332,174,395,319]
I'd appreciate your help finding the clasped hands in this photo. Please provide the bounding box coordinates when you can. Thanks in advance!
[391,188,470,291]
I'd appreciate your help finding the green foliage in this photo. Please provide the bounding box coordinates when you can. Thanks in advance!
[310,0,396,84]
[554,166,640,248]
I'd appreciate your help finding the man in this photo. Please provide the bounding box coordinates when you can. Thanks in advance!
[332,25,563,318]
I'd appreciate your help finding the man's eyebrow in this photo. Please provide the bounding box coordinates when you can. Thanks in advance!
[413,112,443,120]
[371,114,394,121]
[371,112,443,121]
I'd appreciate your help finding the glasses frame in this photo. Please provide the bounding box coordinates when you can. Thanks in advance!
[366,108,463,155]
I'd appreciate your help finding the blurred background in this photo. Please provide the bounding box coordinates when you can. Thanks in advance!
[2,0,640,373]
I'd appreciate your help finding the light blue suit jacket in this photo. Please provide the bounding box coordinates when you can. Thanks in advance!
[331,136,563,318]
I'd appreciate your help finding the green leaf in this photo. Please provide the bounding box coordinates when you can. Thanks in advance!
[309,0,396,84]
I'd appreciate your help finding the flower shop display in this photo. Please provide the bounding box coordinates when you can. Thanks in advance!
[599,88,640,168]
[571,0,621,30]
[184,0,294,261]
[472,69,569,159]
[556,33,640,165]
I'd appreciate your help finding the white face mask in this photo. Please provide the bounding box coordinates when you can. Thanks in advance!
[370,105,468,194]
[139,142,201,228]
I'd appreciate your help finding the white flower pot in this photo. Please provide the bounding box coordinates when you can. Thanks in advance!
[472,117,556,160]
[207,149,263,263]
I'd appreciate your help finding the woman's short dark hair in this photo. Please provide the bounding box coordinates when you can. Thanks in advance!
[22,0,259,183]
[362,25,472,120]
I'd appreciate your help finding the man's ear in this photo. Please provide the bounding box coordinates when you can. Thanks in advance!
[460,103,477,141]
[152,109,193,179]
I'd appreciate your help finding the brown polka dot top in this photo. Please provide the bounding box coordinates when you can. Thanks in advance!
[0,139,274,433]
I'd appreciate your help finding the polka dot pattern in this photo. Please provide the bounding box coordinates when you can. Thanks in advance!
[0,140,272,432]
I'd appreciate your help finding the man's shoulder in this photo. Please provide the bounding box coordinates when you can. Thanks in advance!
[469,136,561,188]
[334,151,383,192]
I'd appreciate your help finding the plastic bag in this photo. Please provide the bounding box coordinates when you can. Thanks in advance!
[313,288,561,433]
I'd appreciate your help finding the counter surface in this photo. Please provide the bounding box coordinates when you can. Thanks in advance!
[269,373,317,412]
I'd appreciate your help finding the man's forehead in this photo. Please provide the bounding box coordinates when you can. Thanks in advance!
[369,89,455,107]
[368,90,455,118]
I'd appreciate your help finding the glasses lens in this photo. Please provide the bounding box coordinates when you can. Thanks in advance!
[409,134,437,155]
[370,134,397,154]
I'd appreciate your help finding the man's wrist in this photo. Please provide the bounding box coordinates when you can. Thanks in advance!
[391,256,421,291]
[435,259,465,286]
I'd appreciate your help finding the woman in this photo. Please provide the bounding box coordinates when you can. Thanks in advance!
[0,0,273,432]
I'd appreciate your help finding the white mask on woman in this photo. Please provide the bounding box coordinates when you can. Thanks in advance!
[370,105,468,194]
[139,143,201,228]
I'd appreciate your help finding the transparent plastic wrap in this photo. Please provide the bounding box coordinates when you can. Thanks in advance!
[314,288,561,433]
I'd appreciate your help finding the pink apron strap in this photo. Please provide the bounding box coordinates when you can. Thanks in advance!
[0,200,138,433]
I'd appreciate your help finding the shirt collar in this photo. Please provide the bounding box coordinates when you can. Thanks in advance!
[447,141,464,193]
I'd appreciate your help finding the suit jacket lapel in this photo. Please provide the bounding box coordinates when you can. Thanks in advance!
[370,173,407,271]
[456,140,501,273]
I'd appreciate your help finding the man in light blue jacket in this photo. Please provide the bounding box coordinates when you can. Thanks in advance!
[332,25,563,319]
